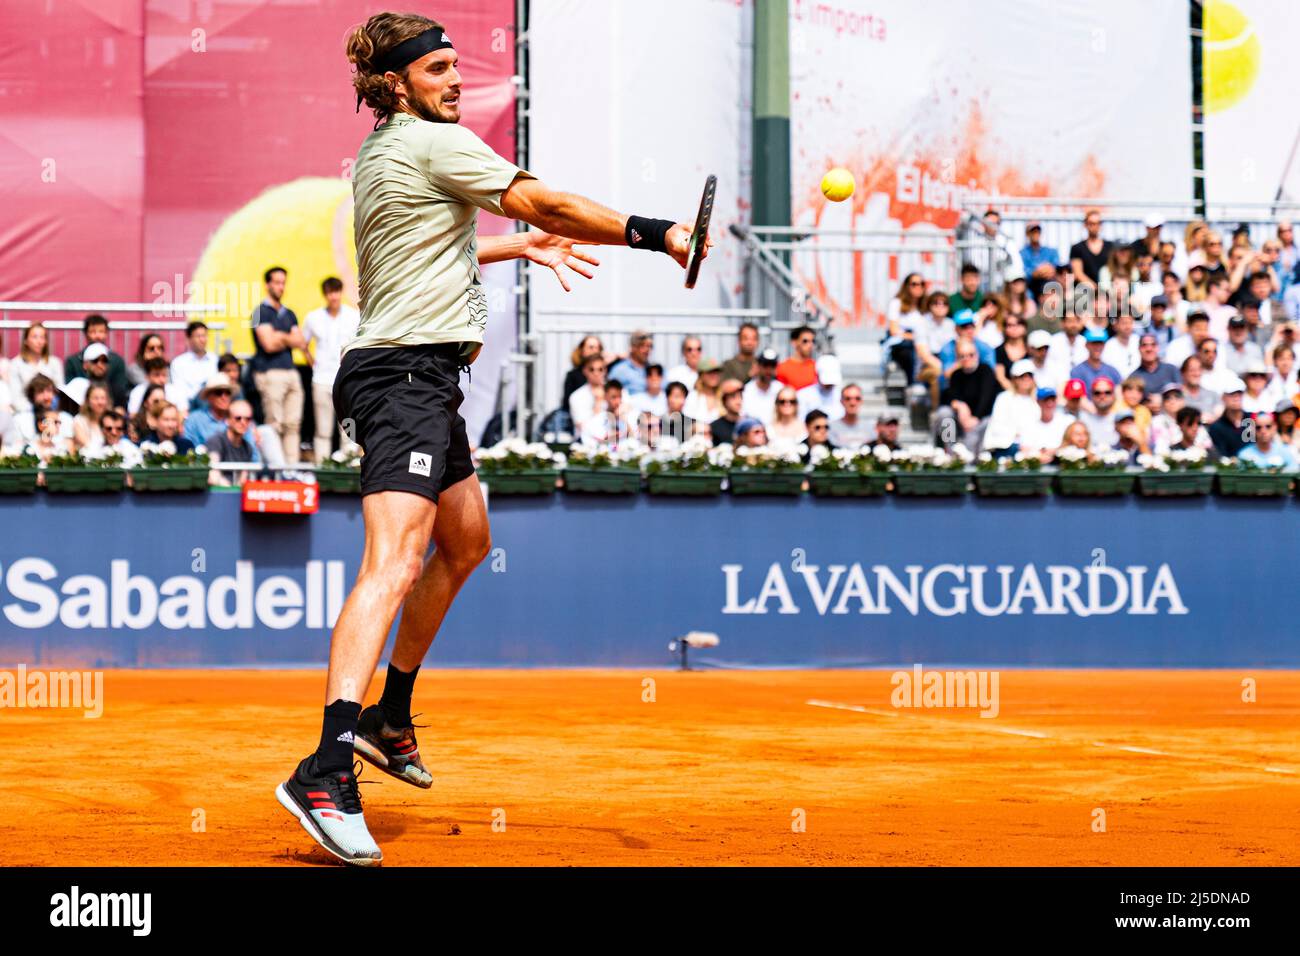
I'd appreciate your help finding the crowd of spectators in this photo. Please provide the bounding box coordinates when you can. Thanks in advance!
[556,323,899,460]
[550,211,1300,470]
[883,210,1300,467]
[0,267,362,482]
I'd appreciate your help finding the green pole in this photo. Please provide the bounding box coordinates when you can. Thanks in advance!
[752,0,791,229]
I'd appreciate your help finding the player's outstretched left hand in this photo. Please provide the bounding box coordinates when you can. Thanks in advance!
[665,222,711,269]
[525,232,601,292]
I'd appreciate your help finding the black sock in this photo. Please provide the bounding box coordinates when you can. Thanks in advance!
[314,699,362,774]
[379,662,420,728]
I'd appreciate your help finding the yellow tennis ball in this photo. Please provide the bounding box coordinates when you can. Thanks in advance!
[821,167,855,202]
[189,177,357,357]
[1204,0,1260,113]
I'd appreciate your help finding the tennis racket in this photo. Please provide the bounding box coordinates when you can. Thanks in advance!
[684,174,717,289]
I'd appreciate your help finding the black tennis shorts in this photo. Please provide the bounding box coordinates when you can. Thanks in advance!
[333,342,476,502]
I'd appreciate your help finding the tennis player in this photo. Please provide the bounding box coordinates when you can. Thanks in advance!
[275,11,706,865]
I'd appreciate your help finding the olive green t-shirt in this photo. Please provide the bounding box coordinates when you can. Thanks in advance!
[347,113,532,354]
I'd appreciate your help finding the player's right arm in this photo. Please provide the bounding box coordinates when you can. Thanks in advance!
[499,176,700,269]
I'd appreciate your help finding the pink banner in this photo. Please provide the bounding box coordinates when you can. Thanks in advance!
[1,0,516,360]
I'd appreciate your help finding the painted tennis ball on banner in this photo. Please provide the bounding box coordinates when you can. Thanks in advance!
[1204,0,1260,113]
[188,177,357,355]
[821,167,856,203]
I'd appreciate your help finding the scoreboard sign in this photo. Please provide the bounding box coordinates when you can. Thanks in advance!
[240,480,319,515]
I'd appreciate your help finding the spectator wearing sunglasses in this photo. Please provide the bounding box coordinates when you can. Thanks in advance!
[1078,377,1120,447]
[801,409,836,462]
[1208,377,1249,459]
[935,340,999,452]
[205,399,261,485]
[776,326,819,390]
[767,386,807,445]
[98,411,141,467]
[567,352,608,426]
[828,383,873,448]
[1237,412,1298,469]
[885,273,927,386]
[666,336,703,391]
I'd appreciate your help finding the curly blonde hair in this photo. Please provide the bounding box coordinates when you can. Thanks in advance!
[346,12,444,122]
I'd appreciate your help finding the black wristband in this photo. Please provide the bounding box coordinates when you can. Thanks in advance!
[625,215,674,253]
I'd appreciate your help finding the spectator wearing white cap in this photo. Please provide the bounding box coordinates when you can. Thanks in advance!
[741,349,781,423]
[828,383,873,448]
[1221,314,1264,377]
[1128,213,1164,260]
[1070,327,1121,391]
[1237,412,1297,469]
[796,354,843,420]
[1020,386,1073,460]
[982,359,1040,454]
[1240,364,1273,414]
[76,342,129,409]
[1024,329,1063,390]
[1207,377,1248,457]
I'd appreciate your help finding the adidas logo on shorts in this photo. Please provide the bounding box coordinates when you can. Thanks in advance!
[336,731,354,743]
[409,451,433,477]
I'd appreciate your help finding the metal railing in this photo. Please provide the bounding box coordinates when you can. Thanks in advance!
[739,224,961,345]
[0,302,229,366]
[515,306,772,439]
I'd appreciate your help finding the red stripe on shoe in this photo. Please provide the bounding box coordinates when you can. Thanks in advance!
[306,791,329,799]
[311,801,336,809]
[319,811,343,821]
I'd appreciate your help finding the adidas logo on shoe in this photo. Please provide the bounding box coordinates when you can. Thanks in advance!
[336,731,354,743]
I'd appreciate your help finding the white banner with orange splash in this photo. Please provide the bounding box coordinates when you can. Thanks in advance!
[789,0,1192,335]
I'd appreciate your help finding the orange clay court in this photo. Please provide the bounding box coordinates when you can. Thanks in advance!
[2,669,1297,867]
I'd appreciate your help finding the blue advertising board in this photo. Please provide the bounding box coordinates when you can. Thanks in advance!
[0,492,1295,667]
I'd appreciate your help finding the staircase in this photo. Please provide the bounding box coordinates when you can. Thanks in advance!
[836,341,931,448]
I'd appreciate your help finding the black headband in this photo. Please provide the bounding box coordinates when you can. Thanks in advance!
[356,27,455,112]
